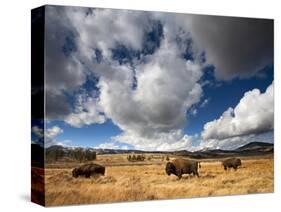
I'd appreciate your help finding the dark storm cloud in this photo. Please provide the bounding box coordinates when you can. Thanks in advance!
[45,7,85,92]
[46,92,72,120]
[45,6,87,120]
[189,16,273,80]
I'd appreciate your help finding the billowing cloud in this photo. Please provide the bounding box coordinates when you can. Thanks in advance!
[44,6,159,121]
[51,6,204,150]
[46,126,63,138]
[65,92,106,127]
[32,125,68,147]
[96,32,203,151]
[43,6,274,151]
[202,82,274,140]
[98,40,202,138]
[67,7,152,58]
[113,130,194,151]
[45,126,68,147]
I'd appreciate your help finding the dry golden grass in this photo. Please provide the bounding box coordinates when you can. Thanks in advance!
[45,156,273,206]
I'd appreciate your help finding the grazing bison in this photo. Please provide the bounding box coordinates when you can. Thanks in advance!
[166,158,201,179]
[222,158,242,171]
[72,163,105,178]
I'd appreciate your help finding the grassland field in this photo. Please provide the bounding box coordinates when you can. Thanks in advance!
[42,154,273,206]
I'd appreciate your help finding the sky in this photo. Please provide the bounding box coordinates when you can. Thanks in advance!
[31,6,274,151]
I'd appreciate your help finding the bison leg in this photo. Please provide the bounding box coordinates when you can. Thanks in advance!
[192,170,199,177]
[176,170,182,179]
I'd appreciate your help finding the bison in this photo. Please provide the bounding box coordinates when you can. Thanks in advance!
[72,163,105,178]
[222,158,242,171]
[166,158,201,179]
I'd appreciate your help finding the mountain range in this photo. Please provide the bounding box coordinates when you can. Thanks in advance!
[32,141,273,161]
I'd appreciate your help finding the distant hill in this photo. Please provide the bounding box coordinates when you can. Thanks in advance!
[174,142,273,159]
[236,142,273,151]
[34,141,273,163]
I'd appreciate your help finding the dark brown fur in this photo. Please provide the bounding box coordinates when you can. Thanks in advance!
[222,158,242,171]
[166,158,200,179]
[72,163,105,178]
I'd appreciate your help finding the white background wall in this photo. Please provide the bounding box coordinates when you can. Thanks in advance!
[0,0,280,211]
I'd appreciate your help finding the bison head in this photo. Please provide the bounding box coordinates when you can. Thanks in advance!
[166,162,176,176]
[72,168,79,178]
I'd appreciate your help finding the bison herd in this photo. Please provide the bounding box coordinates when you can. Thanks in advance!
[72,157,242,180]
[165,157,242,179]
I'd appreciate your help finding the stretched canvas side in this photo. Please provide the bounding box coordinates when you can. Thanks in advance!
[31,6,45,207]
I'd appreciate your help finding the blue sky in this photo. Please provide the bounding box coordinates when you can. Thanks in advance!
[32,6,274,151]
[46,120,129,148]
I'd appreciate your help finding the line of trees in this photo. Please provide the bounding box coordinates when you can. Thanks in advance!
[127,154,145,162]
[46,148,96,162]
[127,154,170,161]
[147,155,170,161]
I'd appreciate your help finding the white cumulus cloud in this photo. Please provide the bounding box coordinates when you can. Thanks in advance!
[202,82,274,140]
[113,130,194,151]
[45,126,70,147]
[97,32,203,150]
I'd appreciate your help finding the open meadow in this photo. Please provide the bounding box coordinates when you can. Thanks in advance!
[44,154,274,206]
